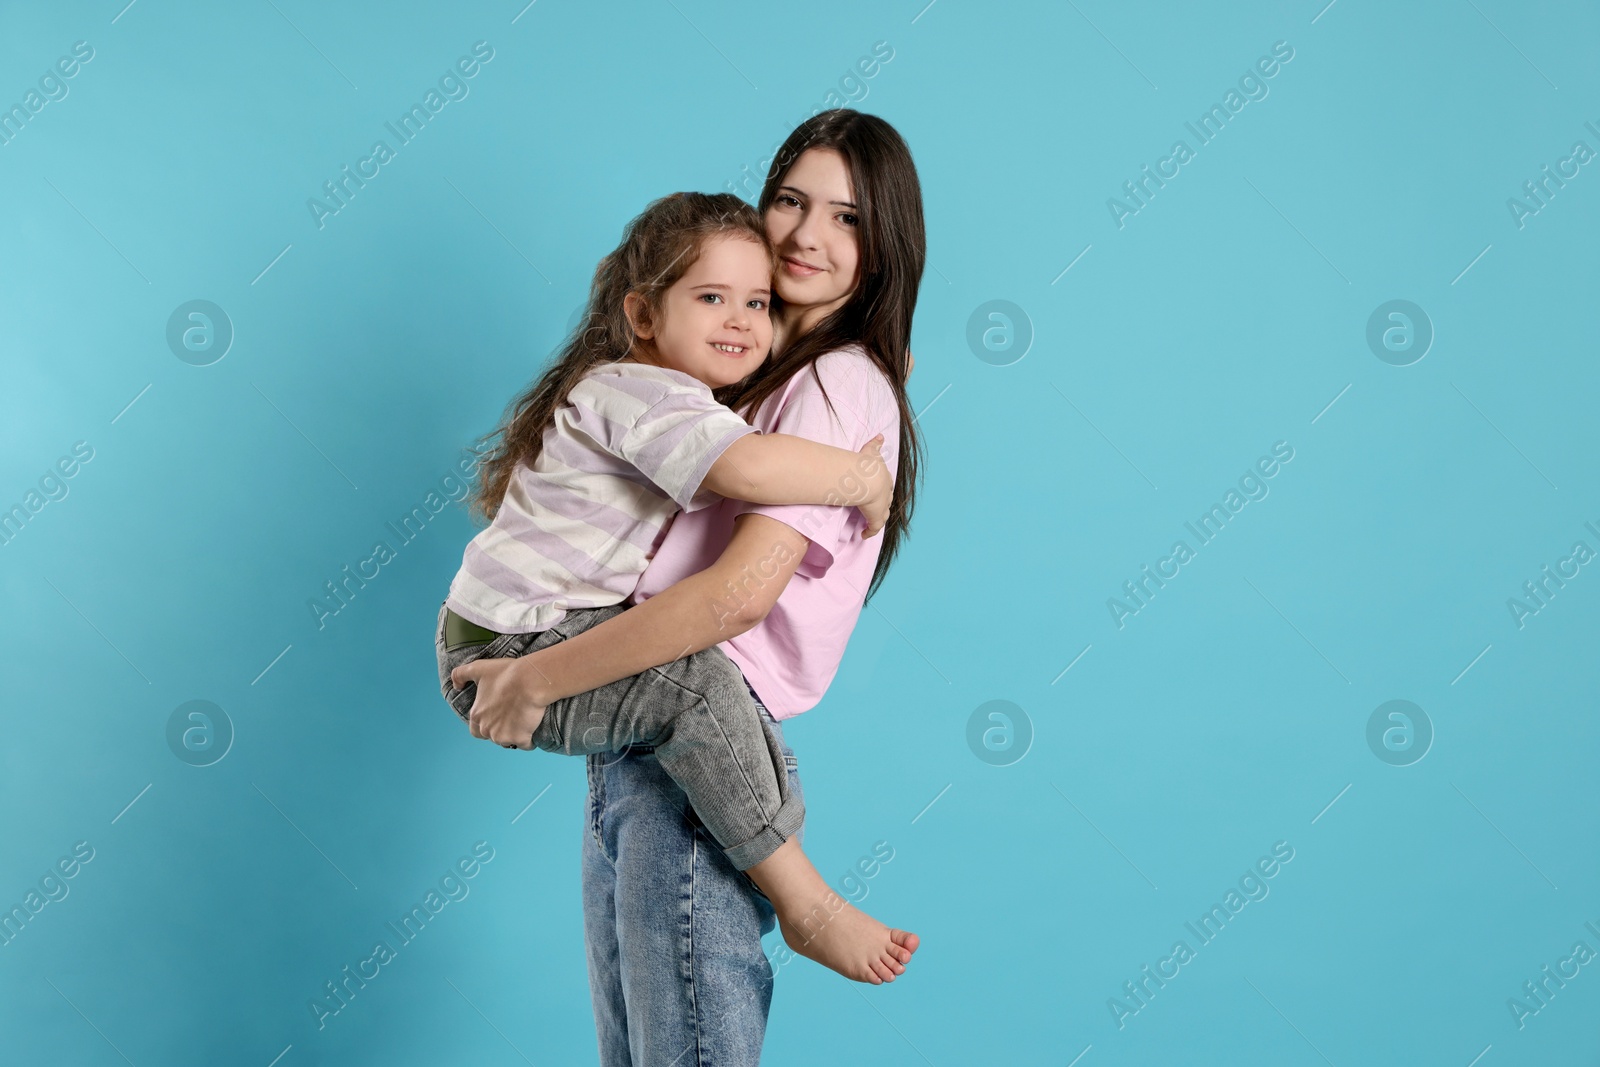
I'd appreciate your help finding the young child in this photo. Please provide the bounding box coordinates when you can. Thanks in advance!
[436,191,917,984]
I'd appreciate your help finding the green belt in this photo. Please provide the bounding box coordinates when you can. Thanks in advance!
[444,608,503,652]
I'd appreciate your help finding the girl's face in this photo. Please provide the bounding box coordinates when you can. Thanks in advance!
[630,233,773,389]
[765,148,861,330]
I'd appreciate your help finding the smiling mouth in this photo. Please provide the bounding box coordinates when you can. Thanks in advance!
[710,342,748,354]
[782,256,823,275]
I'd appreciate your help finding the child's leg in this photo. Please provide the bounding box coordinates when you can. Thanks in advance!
[524,606,921,984]
[744,838,919,985]
[438,603,793,852]
[437,600,530,723]
[532,614,803,863]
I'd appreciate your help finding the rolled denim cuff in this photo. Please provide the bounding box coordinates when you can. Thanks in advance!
[721,789,806,871]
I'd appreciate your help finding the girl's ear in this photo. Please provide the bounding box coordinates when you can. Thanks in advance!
[622,291,654,340]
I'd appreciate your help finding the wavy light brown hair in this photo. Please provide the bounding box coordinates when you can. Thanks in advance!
[717,108,926,603]
[465,191,772,523]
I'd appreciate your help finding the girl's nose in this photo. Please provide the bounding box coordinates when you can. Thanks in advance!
[789,208,820,249]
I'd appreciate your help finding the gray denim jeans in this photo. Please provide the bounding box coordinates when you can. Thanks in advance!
[434,599,803,870]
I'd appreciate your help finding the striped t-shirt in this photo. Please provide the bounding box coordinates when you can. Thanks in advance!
[445,361,759,633]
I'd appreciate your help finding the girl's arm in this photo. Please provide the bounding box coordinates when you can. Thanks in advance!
[701,432,892,537]
[508,513,810,706]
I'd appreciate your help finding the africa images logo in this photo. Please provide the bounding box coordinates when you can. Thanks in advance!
[306,42,495,230]
[1106,40,1296,229]
[1107,441,1295,629]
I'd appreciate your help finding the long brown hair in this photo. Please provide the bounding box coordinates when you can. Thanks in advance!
[466,192,772,522]
[716,109,926,603]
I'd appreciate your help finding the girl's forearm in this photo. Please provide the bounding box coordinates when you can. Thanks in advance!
[513,569,753,704]
[703,433,867,508]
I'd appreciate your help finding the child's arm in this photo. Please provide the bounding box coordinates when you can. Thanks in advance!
[700,432,893,537]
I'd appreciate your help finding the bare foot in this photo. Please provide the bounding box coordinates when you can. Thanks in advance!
[776,893,919,984]
[746,837,920,984]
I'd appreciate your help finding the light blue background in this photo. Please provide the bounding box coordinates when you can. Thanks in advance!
[3,1,1597,1063]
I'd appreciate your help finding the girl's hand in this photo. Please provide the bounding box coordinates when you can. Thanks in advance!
[451,656,548,750]
[854,434,892,539]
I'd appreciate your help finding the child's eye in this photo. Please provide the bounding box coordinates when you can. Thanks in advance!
[699,293,724,304]
[748,298,768,311]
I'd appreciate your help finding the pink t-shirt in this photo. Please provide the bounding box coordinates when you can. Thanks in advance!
[628,346,901,720]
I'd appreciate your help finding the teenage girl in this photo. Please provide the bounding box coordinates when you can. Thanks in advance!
[436,190,917,984]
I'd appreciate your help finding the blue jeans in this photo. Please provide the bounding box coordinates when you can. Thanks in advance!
[582,679,804,1066]
[437,601,804,869]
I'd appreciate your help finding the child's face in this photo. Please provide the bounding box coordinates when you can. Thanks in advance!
[641,234,773,389]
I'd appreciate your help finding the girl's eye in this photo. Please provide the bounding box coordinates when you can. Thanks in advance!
[748,298,768,310]
[699,293,723,304]
[777,194,801,208]
[838,212,858,227]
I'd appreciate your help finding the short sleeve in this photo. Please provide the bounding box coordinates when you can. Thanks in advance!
[570,370,757,512]
[733,350,900,579]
